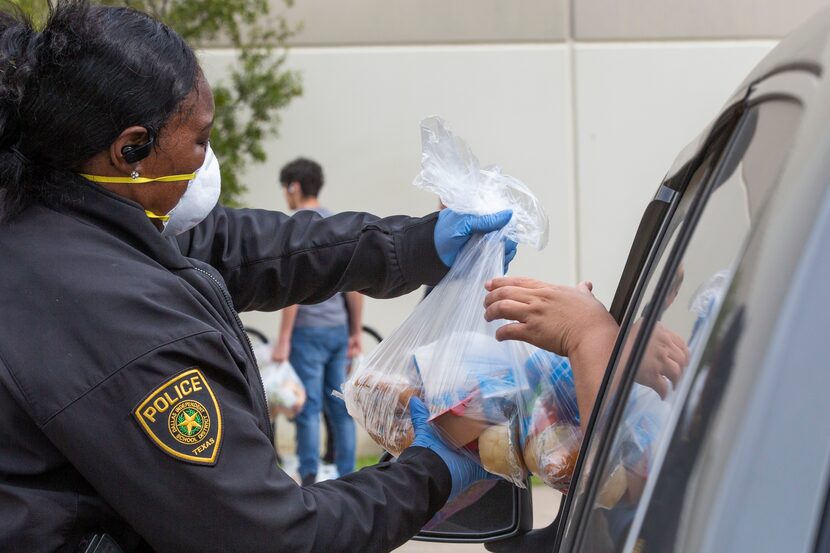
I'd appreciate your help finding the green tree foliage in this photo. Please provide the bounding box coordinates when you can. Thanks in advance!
[14,0,48,23]
[15,0,303,206]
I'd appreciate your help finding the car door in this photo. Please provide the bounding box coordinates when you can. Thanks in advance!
[550,68,818,553]
[414,12,830,551]
[483,87,751,553]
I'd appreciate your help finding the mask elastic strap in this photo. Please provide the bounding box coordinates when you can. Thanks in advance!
[78,173,196,184]
[145,210,171,222]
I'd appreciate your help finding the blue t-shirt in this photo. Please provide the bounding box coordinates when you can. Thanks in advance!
[293,207,349,329]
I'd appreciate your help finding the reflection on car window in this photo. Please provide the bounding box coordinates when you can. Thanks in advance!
[579,162,750,552]
[594,169,748,535]
[574,100,802,553]
[558,149,716,552]
[624,100,804,553]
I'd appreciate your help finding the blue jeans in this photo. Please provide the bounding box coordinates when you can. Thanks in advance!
[290,325,355,478]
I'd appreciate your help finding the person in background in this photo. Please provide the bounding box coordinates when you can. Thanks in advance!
[272,158,362,485]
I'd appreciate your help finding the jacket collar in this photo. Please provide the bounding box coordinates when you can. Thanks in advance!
[58,180,194,271]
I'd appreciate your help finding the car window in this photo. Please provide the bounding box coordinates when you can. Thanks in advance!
[560,98,803,553]
[551,137,724,552]
[578,160,751,553]
[554,144,722,551]
[622,98,805,553]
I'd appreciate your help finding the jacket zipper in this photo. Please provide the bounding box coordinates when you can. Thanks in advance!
[193,266,273,437]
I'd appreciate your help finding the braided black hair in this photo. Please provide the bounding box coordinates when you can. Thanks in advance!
[0,0,199,220]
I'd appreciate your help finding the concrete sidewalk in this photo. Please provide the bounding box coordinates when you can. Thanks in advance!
[395,486,562,552]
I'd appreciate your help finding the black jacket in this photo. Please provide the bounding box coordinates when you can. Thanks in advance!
[0,184,451,552]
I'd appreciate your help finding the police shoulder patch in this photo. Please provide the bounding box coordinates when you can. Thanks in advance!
[133,368,223,465]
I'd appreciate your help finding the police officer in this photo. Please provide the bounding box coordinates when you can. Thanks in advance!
[0,2,516,551]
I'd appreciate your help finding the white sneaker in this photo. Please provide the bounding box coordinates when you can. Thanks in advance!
[316,463,339,482]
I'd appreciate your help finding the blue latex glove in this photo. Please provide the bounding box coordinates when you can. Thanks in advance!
[504,238,518,273]
[409,397,493,501]
[434,209,517,272]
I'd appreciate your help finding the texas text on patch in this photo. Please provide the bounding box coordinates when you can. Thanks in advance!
[133,368,223,465]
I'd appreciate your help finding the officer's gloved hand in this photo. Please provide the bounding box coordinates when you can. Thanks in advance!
[409,397,495,501]
[434,209,517,273]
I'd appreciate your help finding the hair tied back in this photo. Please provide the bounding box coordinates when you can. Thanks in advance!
[8,145,28,163]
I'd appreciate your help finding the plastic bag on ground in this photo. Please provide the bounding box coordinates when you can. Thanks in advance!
[342,117,581,491]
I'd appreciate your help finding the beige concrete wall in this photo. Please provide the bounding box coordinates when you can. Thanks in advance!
[574,0,829,40]
[573,42,772,303]
[197,1,827,458]
[271,0,829,46]
[280,0,567,45]
[199,43,574,340]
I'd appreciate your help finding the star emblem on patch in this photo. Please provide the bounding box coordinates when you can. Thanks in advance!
[133,368,223,465]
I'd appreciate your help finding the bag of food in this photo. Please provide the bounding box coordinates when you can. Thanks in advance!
[520,352,582,493]
[253,343,307,418]
[342,117,581,490]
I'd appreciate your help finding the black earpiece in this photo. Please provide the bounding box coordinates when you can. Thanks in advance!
[121,135,154,164]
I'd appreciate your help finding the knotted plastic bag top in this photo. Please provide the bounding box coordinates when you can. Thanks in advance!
[413,116,549,250]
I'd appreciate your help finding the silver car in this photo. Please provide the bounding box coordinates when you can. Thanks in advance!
[411,7,830,553]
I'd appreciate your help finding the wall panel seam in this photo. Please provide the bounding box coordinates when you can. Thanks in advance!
[196,38,779,54]
[567,0,581,284]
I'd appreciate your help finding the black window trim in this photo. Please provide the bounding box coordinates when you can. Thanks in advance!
[551,99,750,553]
[620,88,814,553]
[570,104,756,551]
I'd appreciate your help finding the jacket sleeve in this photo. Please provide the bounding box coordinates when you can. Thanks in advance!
[176,205,448,312]
[39,331,451,553]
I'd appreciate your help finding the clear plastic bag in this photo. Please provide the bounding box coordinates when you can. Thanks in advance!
[413,116,549,249]
[253,343,307,418]
[590,384,670,510]
[520,353,583,493]
[342,118,581,490]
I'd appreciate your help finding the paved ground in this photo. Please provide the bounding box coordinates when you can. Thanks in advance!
[394,486,562,552]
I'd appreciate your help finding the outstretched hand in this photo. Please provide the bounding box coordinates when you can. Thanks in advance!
[483,277,618,358]
[484,277,619,432]
[624,319,689,398]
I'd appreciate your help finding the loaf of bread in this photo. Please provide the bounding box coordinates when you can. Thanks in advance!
[366,425,415,458]
[596,464,627,509]
[478,424,527,484]
[345,374,422,456]
[351,374,421,409]
[522,423,580,493]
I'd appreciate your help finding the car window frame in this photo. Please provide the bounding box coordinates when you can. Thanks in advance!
[618,84,818,552]
[578,110,758,551]
[551,98,750,553]
[607,100,748,324]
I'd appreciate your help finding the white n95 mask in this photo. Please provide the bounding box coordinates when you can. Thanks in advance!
[79,144,222,237]
[158,145,221,237]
